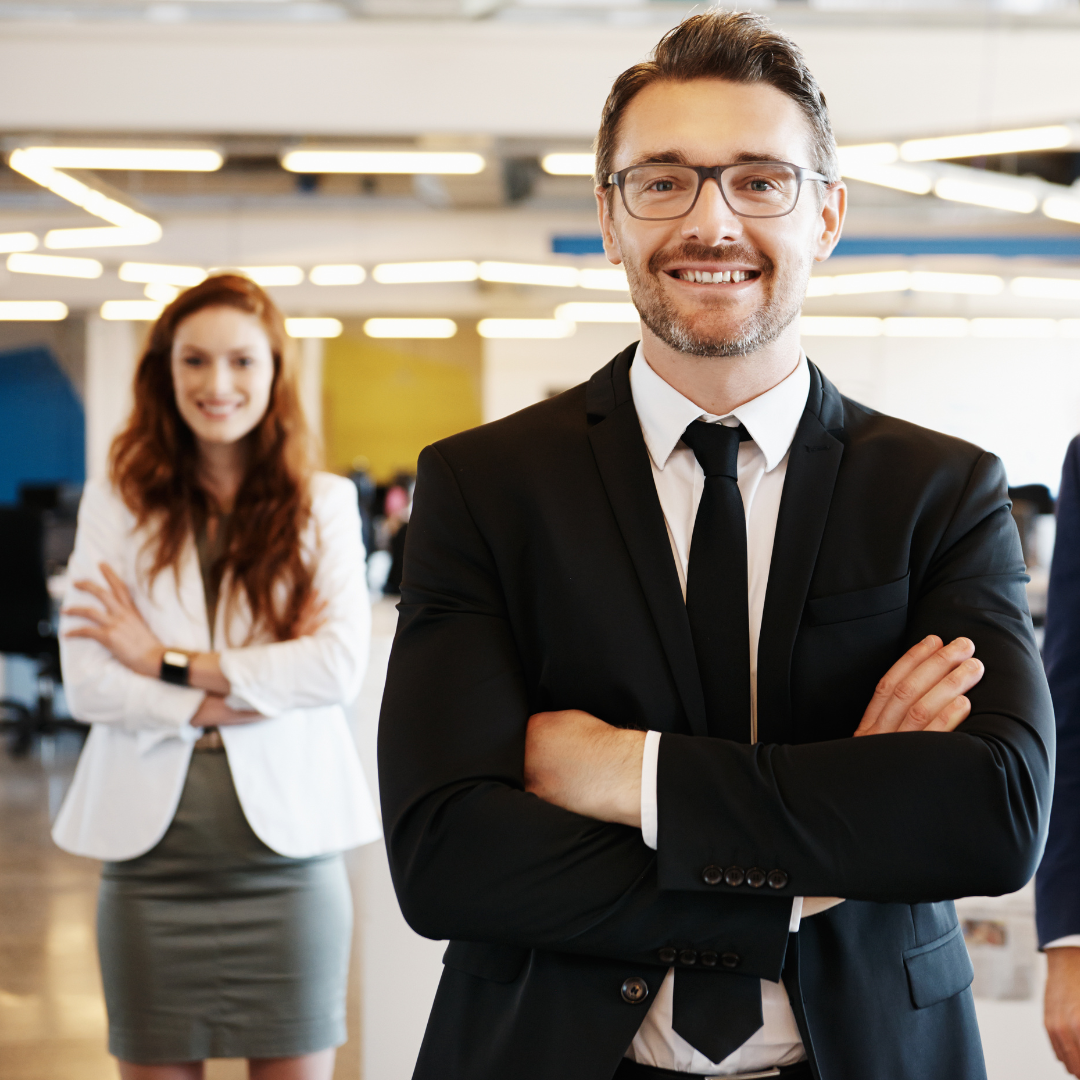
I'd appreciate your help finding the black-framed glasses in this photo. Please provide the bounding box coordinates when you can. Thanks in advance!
[607,161,830,220]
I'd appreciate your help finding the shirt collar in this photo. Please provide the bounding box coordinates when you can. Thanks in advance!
[629,341,810,474]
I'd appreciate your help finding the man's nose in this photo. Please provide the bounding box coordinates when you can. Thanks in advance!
[680,177,743,247]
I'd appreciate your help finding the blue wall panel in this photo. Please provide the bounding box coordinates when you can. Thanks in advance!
[0,345,85,505]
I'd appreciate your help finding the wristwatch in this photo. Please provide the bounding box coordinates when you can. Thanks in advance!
[160,650,192,687]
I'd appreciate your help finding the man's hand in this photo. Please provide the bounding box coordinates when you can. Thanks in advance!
[1046,948,1080,1076]
[524,710,645,826]
[854,635,984,737]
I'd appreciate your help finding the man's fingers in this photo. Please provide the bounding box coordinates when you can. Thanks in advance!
[897,658,984,733]
[869,637,975,734]
[922,695,972,734]
[855,635,941,733]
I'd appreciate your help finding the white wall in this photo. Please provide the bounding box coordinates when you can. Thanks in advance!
[84,316,138,483]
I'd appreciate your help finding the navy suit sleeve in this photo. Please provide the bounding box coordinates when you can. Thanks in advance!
[1037,436,1080,946]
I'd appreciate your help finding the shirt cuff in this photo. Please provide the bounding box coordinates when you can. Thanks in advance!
[1045,935,1080,949]
[640,730,661,850]
[789,897,804,933]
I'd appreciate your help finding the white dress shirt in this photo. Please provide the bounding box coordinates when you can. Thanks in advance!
[627,344,810,1076]
[53,472,382,862]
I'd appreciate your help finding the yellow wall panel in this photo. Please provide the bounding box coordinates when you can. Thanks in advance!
[322,321,483,482]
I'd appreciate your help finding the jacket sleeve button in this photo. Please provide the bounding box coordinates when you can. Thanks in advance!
[621,976,649,1004]
[767,869,789,890]
[678,949,697,966]
[746,867,767,889]
[720,952,741,969]
[700,950,718,967]
[657,947,677,965]
[724,865,746,888]
[702,864,724,886]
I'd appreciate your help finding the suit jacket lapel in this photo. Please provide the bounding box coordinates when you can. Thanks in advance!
[586,347,709,738]
[756,362,845,744]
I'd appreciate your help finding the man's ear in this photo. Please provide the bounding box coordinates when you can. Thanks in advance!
[813,181,847,264]
[596,186,624,266]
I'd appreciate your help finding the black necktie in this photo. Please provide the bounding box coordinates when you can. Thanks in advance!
[671,419,762,1065]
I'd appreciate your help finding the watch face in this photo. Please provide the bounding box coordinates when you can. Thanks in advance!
[163,650,189,668]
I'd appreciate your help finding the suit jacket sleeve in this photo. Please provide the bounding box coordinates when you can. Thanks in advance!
[378,444,794,978]
[656,450,1054,903]
[1037,436,1080,945]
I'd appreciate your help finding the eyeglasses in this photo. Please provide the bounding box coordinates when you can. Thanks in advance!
[607,161,830,221]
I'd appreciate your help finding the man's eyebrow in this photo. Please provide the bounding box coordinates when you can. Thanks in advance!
[625,150,792,168]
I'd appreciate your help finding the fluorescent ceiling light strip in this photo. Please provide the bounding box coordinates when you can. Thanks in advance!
[120,261,207,286]
[309,265,366,286]
[554,302,638,323]
[144,283,180,303]
[46,227,161,250]
[1043,196,1080,225]
[909,271,1004,295]
[0,300,68,321]
[220,266,304,287]
[836,143,900,169]
[800,317,883,337]
[884,318,969,338]
[933,177,1039,214]
[578,268,628,291]
[541,153,596,176]
[1011,276,1080,300]
[285,318,343,339]
[101,300,164,321]
[971,318,1057,339]
[372,261,479,284]
[8,149,162,247]
[0,232,38,253]
[900,125,1073,162]
[363,318,457,339]
[479,261,579,288]
[831,271,911,295]
[7,251,102,278]
[1060,320,1080,339]
[477,319,576,339]
[838,163,934,195]
[805,277,836,298]
[18,147,223,171]
[281,150,485,175]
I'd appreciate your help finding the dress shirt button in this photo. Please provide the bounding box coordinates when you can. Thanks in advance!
[724,866,746,888]
[702,864,724,886]
[746,867,767,889]
[700,950,718,967]
[767,869,789,890]
[621,977,649,1005]
[720,952,741,970]
[678,949,697,966]
[657,947,677,965]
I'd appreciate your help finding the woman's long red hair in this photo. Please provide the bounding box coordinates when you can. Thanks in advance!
[110,274,315,643]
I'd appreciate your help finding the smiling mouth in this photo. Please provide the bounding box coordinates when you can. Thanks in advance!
[197,401,242,418]
[670,269,761,284]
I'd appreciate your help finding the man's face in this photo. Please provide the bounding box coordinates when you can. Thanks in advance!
[597,77,845,358]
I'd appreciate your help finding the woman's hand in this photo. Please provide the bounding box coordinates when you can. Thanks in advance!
[190,694,262,728]
[63,563,165,678]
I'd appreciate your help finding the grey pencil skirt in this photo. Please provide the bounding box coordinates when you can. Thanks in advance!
[97,747,352,1064]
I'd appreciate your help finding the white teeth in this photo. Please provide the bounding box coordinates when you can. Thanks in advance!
[679,270,754,284]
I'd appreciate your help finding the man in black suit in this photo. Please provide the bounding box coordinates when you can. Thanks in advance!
[378,11,1053,1080]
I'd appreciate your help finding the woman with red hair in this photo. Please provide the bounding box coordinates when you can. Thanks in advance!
[54,274,380,1080]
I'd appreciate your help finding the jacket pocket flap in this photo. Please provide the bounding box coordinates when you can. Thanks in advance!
[806,573,910,626]
[442,940,528,984]
[903,923,974,1009]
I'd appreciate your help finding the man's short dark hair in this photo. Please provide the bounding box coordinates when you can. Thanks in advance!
[595,9,839,192]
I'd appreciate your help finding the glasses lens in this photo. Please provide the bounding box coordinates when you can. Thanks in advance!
[620,165,700,219]
[722,163,800,216]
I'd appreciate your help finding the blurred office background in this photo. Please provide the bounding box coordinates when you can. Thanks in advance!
[2,0,1080,1077]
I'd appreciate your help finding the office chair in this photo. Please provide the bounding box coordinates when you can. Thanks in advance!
[0,503,87,756]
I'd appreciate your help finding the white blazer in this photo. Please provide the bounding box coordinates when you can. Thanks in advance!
[53,472,382,862]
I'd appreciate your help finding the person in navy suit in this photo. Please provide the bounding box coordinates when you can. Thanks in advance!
[1038,435,1080,1077]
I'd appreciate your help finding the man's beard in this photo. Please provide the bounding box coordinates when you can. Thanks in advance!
[625,241,804,358]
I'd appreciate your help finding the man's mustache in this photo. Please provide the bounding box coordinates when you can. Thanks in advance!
[648,243,772,276]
